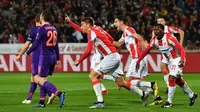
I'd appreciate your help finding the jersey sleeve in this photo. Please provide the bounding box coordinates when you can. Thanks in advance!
[68,20,82,32]
[26,28,33,42]
[26,27,43,55]
[77,39,93,63]
[168,26,179,34]
[136,45,152,64]
[168,35,186,61]
[127,27,136,35]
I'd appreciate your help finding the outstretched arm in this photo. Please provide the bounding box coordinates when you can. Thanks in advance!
[74,40,93,66]
[65,14,82,32]
[136,45,152,65]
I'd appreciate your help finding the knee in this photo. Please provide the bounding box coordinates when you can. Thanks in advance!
[89,71,99,81]
[176,76,185,86]
[168,75,176,87]
[116,80,127,88]
[160,63,167,71]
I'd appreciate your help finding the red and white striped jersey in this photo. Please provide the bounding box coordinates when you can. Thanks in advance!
[88,26,117,56]
[150,33,185,60]
[152,25,179,37]
[119,26,141,59]
[164,25,179,34]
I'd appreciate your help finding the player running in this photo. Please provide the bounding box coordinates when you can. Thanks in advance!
[136,24,198,108]
[156,17,185,94]
[113,15,162,105]
[65,15,116,94]
[73,17,149,109]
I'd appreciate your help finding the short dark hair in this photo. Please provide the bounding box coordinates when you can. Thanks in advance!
[41,10,52,22]
[115,15,127,24]
[154,24,164,30]
[35,14,40,23]
[81,17,94,26]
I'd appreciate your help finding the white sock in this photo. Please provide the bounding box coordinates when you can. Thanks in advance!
[103,75,115,81]
[131,80,151,88]
[129,85,143,96]
[167,86,176,103]
[181,82,194,98]
[141,87,155,99]
[164,75,169,86]
[100,83,106,91]
[92,81,103,102]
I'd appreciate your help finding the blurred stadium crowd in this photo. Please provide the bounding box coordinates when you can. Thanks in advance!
[0,0,199,49]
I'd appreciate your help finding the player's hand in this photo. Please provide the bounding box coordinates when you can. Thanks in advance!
[136,64,140,72]
[74,60,80,66]
[16,55,21,61]
[179,60,185,68]
[25,53,29,58]
[65,14,70,21]
[56,60,62,69]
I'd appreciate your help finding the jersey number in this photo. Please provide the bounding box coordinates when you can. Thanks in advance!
[46,31,57,46]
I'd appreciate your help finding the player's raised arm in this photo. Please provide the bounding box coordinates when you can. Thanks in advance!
[65,14,82,32]
[178,29,184,46]
[26,29,43,55]
[169,26,185,45]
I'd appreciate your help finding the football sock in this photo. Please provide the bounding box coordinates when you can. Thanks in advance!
[39,84,46,105]
[167,77,176,103]
[26,82,37,100]
[43,81,61,97]
[163,71,169,86]
[127,81,143,96]
[130,80,151,87]
[47,90,52,97]
[178,80,194,98]
[92,80,103,102]
[100,83,106,91]
[103,75,115,81]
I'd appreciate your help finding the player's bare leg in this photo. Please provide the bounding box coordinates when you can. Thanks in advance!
[115,76,149,106]
[89,70,105,109]
[160,62,169,94]
[22,75,37,104]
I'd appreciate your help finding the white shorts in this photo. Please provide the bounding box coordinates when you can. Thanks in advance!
[126,56,148,79]
[168,57,183,77]
[90,52,102,69]
[161,57,169,65]
[94,53,124,80]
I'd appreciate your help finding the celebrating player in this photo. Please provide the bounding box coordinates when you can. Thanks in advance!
[16,14,55,105]
[156,17,185,93]
[113,15,162,105]
[136,24,198,108]
[73,17,149,109]
[26,10,65,108]
[65,15,116,94]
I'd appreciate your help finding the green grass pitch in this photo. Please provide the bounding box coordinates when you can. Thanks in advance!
[0,72,199,112]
